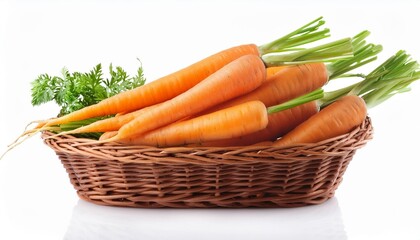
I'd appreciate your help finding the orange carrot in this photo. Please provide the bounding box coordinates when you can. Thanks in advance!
[198,101,319,147]
[118,101,268,147]
[197,63,328,116]
[273,95,367,147]
[104,54,266,142]
[42,44,260,127]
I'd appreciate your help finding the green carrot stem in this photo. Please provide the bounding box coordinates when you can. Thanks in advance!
[53,117,109,139]
[320,50,420,108]
[259,16,330,55]
[362,72,420,108]
[262,37,353,66]
[263,30,382,78]
[318,83,357,107]
[334,73,367,78]
[267,89,324,114]
[57,117,106,132]
[326,31,383,79]
[349,51,419,96]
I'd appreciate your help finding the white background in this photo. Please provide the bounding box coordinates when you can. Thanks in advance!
[1,0,420,239]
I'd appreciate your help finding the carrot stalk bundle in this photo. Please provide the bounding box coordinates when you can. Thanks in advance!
[319,50,420,108]
[262,37,353,67]
[263,29,380,80]
[258,16,330,54]
[327,30,383,79]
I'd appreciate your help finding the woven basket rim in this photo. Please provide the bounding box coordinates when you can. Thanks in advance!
[42,116,373,165]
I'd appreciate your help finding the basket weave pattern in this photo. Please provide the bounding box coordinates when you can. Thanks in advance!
[42,117,373,208]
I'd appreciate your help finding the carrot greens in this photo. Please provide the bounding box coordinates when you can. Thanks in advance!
[326,30,383,79]
[258,16,330,54]
[31,62,146,116]
[320,50,420,108]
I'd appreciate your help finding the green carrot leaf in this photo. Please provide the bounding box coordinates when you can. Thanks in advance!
[30,61,147,116]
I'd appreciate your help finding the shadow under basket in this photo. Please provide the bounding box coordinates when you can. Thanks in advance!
[42,117,373,208]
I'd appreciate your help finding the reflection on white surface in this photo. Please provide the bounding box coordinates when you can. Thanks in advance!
[64,197,346,240]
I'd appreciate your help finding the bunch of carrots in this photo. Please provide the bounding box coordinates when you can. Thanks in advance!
[7,17,420,152]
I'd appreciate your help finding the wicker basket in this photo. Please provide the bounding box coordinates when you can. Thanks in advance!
[42,117,373,208]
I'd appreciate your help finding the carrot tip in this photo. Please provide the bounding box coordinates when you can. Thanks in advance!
[0,148,12,161]
[1,130,41,160]
[7,128,40,148]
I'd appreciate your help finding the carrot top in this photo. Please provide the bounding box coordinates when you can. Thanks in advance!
[258,17,378,67]
[320,50,420,108]
[258,16,330,55]
[31,62,146,117]
[326,30,383,79]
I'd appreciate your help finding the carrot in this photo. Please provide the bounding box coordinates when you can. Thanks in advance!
[273,95,367,147]
[198,101,319,147]
[195,63,328,117]
[118,101,269,147]
[102,54,266,142]
[233,63,328,107]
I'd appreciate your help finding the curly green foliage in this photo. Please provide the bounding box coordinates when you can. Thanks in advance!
[31,62,146,116]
